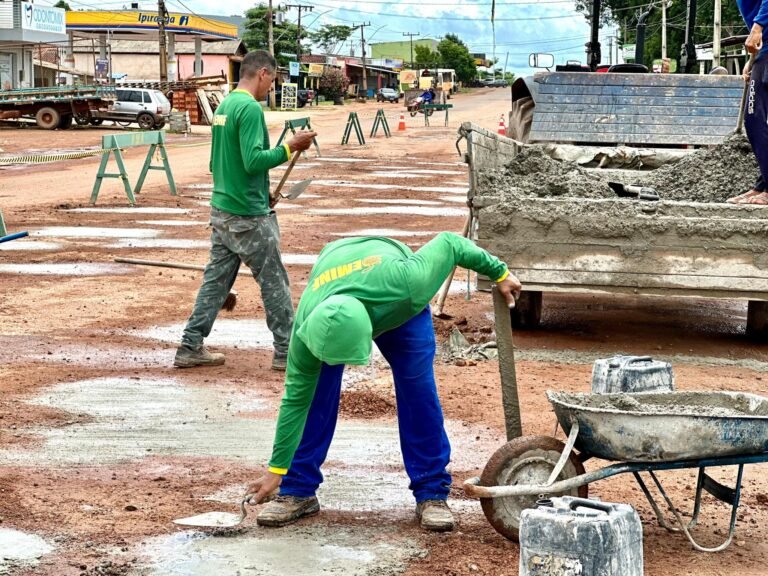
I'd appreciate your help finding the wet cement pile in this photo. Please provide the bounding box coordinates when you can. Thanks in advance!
[475,146,615,201]
[645,134,760,202]
[553,391,768,418]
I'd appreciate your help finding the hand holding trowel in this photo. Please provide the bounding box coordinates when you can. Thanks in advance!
[270,131,317,208]
[173,490,278,528]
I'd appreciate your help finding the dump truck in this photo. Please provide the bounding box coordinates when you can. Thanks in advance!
[461,121,768,339]
[0,85,116,129]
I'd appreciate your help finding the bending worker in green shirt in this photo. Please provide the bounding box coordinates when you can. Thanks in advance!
[175,50,316,370]
[246,232,521,531]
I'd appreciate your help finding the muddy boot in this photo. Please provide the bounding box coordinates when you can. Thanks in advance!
[416,499,455,532]
[256,495,320,527]
[173,345,225,368]
[271,353,287,372]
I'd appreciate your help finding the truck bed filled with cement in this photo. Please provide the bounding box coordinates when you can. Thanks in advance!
[468,124,768,299]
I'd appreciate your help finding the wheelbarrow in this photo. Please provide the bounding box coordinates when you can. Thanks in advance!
[463,390,768,552]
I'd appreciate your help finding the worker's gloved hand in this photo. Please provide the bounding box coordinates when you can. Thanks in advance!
[496,273,522,308]
[746,23,763,55]
[245,471,283,505]
[287,131,318,153]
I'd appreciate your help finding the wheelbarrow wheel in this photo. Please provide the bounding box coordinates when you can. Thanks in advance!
[479,435,587,542]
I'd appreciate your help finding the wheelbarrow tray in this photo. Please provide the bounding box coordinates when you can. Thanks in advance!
[548,391,768,462]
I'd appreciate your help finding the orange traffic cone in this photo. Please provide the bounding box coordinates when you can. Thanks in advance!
[398,112,406,131]
[498,114,506,136]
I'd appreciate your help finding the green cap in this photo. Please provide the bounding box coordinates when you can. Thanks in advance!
[296,295,372,365]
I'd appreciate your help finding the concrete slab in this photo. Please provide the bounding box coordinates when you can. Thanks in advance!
[308,180,468,195]
[66,208,190,214]
[135,319,273,349]
[356,199,444,206]
[309,207,466,217]
[330,229,437,238]
[282,254,318,265]
[107,239,211,249]
[32,227,161,239]
[0,528,53,573]
[0,263,135,276]
[137,220,208,227]
[0,240,62,251]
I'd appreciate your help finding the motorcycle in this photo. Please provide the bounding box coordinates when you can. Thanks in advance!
[407,94,436,118]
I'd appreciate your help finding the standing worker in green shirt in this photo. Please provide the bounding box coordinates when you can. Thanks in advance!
[244,232,521,531]
[175,50,316,371]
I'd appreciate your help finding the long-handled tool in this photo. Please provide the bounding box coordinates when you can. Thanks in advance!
[736,53,756,134]
[114,257,240,311]
[271,151,313,207]
[433,213,471,319]
[173,491,276,528]
[0,231,29,244]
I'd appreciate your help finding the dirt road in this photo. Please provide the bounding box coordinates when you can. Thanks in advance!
[1,88,767,576]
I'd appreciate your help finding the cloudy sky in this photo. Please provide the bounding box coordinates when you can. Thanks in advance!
[48,0,622,76]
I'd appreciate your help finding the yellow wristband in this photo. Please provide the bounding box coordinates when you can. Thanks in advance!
[495,269,510,283]
[283,143,292,161]
[268,466,288,475]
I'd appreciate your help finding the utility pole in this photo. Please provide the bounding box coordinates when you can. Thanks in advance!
[403,32,420,68]
[268,0,276,108]
[354,22,371,101]
[662,0,672,62]
[158,0,168,81]
[608,36,613,65]
[713,0,721,67]
[503,51,509,81]
[286,4,314,89]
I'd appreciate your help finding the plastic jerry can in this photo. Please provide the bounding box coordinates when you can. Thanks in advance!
[519,497,643,576]
[591,355,674,394]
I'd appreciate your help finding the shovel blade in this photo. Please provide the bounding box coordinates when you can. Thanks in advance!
[285,178,313,199]
[173,511,245,528]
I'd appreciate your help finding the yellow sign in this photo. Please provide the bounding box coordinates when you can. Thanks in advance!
[308,63,324,77]
[399,69,417,86]
[66,10,238,39]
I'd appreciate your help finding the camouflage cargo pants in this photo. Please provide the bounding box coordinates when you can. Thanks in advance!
[181,207,294,355]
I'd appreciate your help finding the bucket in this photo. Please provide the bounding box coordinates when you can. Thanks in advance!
[591,355,674,394]
[519,496,643,576]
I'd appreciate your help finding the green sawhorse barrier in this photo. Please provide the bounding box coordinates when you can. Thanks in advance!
[422,103,453,127]
[275,117,321,156]
[342,112,365,145]
[0,210,6,237]
[90,131,177,205]
[370,109,391,138]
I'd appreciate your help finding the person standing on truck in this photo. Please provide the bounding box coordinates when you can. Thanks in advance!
[174,50,316,370]
[244,232,522,532]
[728,0,768,204]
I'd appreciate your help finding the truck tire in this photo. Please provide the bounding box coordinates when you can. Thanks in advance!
[137,113,155,130]
[510,291,542,329]
[89,118,104,126]
[58,114,73,129]
[74,114,90,126]
[35,107,61,130]
[508,96,534,143]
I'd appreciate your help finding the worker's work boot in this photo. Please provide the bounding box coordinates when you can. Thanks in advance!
[256,495,320,527]
[271,353,287,372]
[173,345,225,368]
[416,499,455,532]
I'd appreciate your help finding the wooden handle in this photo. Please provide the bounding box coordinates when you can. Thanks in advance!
[433,213,471,316]
[736,53,756,133]
[115,257,250,275]
[273,151,301,200]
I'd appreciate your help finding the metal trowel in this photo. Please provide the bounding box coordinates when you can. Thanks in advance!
[173,492,274,528]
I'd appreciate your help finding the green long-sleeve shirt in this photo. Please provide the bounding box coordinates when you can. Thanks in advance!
[267,232,509,473]
[209,89,290,217]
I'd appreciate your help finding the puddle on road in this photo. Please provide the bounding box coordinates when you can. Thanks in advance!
[137,220,208,227]
[282,253,317,265]
[66,207,190,215]
[356,198,444,206]
[0,240,62,251]
[107,239,211,249]
[142,525,422,576]
[0,263,135,276]
[330,228,437,238]
[0,528,53,573]
[135,319,274,349]
[309,206,466,217]
[32,227,161,239]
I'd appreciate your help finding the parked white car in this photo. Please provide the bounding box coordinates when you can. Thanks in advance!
[79,88,171,130]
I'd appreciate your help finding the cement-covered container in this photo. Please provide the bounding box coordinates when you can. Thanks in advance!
[591,355,674,394]
[519,496,643,576]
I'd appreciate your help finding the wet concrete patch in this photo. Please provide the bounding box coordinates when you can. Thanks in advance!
[135,319,274,349]
[0,263,135,276]
[66,207,190,215]
[309,206,466,217]
[440,195,469,203]
[282,253,317,265]
[317,157,369,163]
[137,220,208,227]
[32,227,161,239]
[356,199,444,206]
[309,180,468,195]
[0,528,53,573]
[142,525,423,576]
[184,184,213,190]
[0,240,62,251]
[330,228,437,238]
[107,239,211,249]
[369,172,430,179]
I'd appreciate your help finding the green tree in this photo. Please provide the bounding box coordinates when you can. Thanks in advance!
[437,34,477,83]
[318,67,349,101]
[243,4,306,67]
[310,24,353,55]
[574,0,746,68]
[414,44,439,67]
[53,0,71,10]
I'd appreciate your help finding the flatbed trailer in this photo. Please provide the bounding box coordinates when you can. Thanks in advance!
[0,85,116,129]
